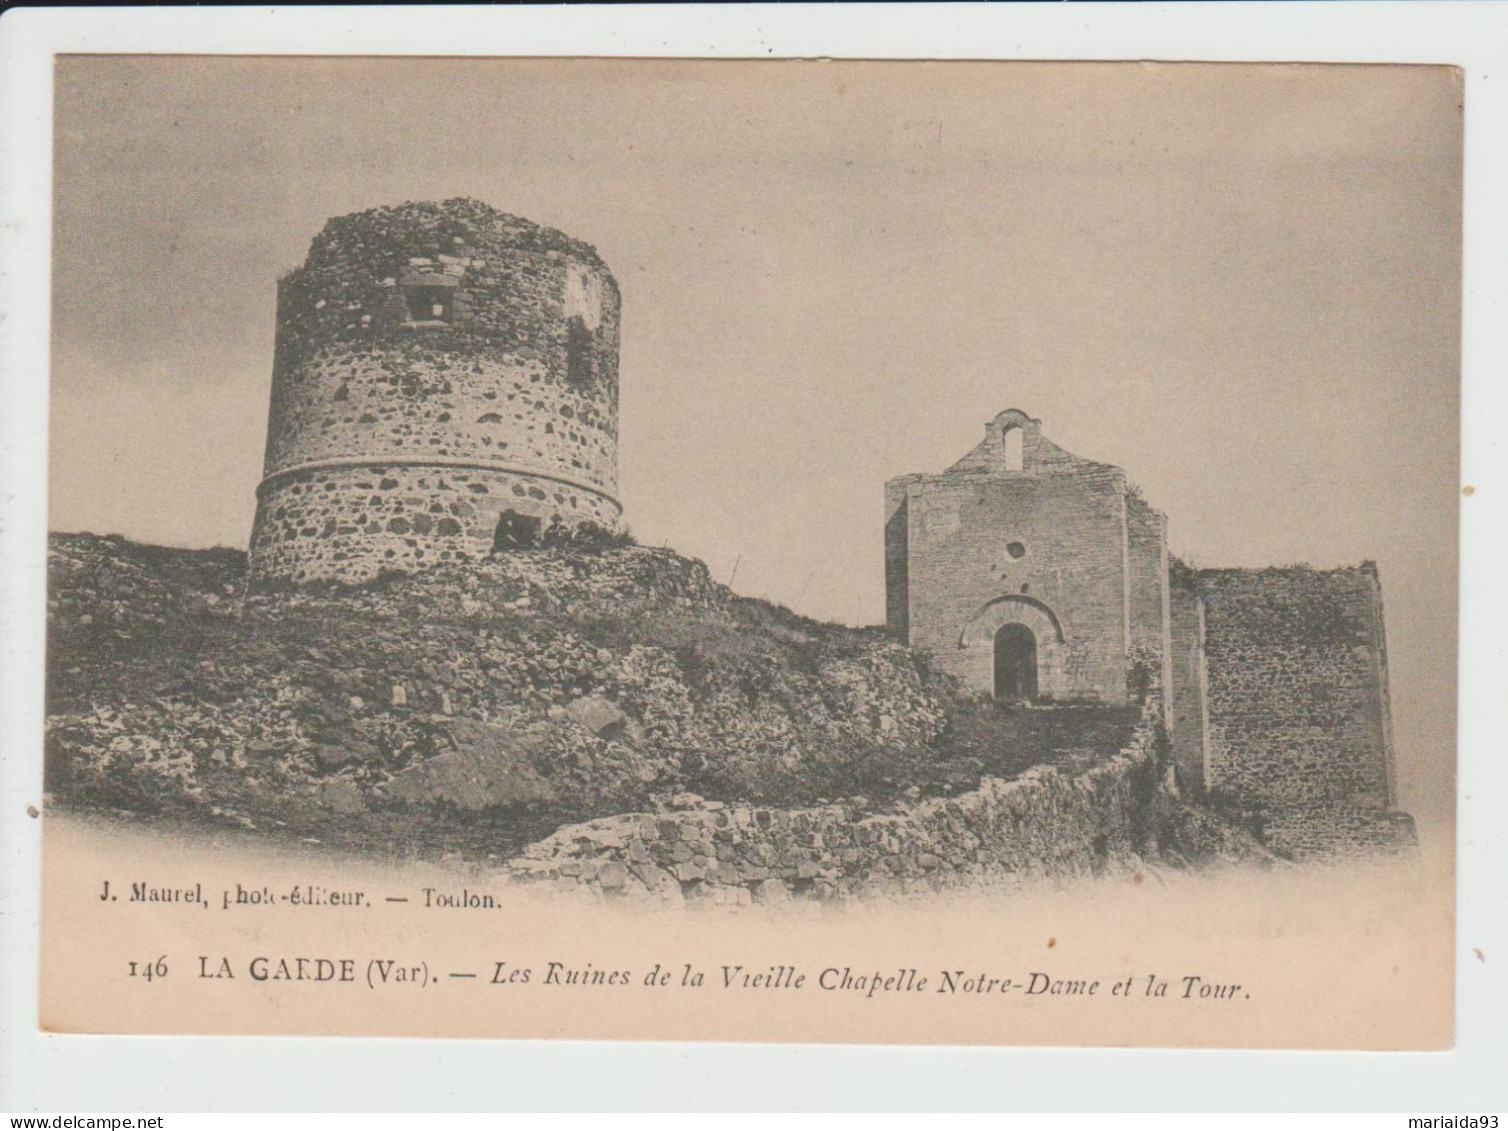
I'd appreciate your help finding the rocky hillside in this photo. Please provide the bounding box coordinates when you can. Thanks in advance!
[45,533,1153,862]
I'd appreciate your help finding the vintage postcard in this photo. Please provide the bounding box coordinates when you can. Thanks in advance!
[36,55,1459,1048]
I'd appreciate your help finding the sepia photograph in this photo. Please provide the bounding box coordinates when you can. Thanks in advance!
[5,10,1498,1106]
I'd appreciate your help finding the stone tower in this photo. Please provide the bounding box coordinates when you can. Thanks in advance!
[249,198,621,583]
[885,409,1172,710]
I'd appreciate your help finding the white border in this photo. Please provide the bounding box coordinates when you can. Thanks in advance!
[2,3,1504,1113]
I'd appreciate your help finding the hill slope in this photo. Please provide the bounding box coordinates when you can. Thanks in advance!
[46,533,1150,862]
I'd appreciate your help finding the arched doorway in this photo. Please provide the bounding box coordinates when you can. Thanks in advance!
[960,594,1064,701]
[994,623,1038,702]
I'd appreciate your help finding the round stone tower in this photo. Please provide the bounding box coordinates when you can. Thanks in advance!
[248,198,621,583]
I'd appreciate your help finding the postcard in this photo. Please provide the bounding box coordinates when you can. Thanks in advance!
[36,55,1459,1049]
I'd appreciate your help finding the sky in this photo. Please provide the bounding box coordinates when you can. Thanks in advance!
[49,57,1461,827]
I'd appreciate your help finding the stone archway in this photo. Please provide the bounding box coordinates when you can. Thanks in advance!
[959,595,1068,701]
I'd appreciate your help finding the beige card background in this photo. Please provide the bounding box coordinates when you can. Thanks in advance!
[43,814,1453,1048]
[37,57,1458,1052]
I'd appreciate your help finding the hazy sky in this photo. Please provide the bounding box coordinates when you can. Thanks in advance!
[50,58,1461,824]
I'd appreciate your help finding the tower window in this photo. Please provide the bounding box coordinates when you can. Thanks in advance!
[398,270,459,326]
[404,285,453,323]
[1002,425,1024,471]
[566,315,594,388]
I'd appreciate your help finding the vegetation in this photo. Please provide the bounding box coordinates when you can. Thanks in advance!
[46,532,1142,862]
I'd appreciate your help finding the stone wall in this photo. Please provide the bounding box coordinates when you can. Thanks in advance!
[1167,573,1210,794]
[248,464,621,582]
[1197,564,1396,809]
[250,198,621,584]
[1125,494,1173,720]
[1260,805,1417,861]
[507,702,1165,906]
[883,480,910,641]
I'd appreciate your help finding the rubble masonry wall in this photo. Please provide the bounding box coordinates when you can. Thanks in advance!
[507,703,1163,906]
[1198,565,1396,809]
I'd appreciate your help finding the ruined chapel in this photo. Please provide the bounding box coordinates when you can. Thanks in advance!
[885,409,1417,858]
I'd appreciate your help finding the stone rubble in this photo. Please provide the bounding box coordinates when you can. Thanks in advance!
[45,532,1277,886]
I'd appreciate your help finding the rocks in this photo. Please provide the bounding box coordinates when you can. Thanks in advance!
[314,739,379,770]
[48,531,1281,883]
[750,880,790,910]
[317,779,366,815]
[563,694,635,741]
[503,700,1273,908]
[313,745,356,770]
[383,718,555,810]
[595,860,628,890]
